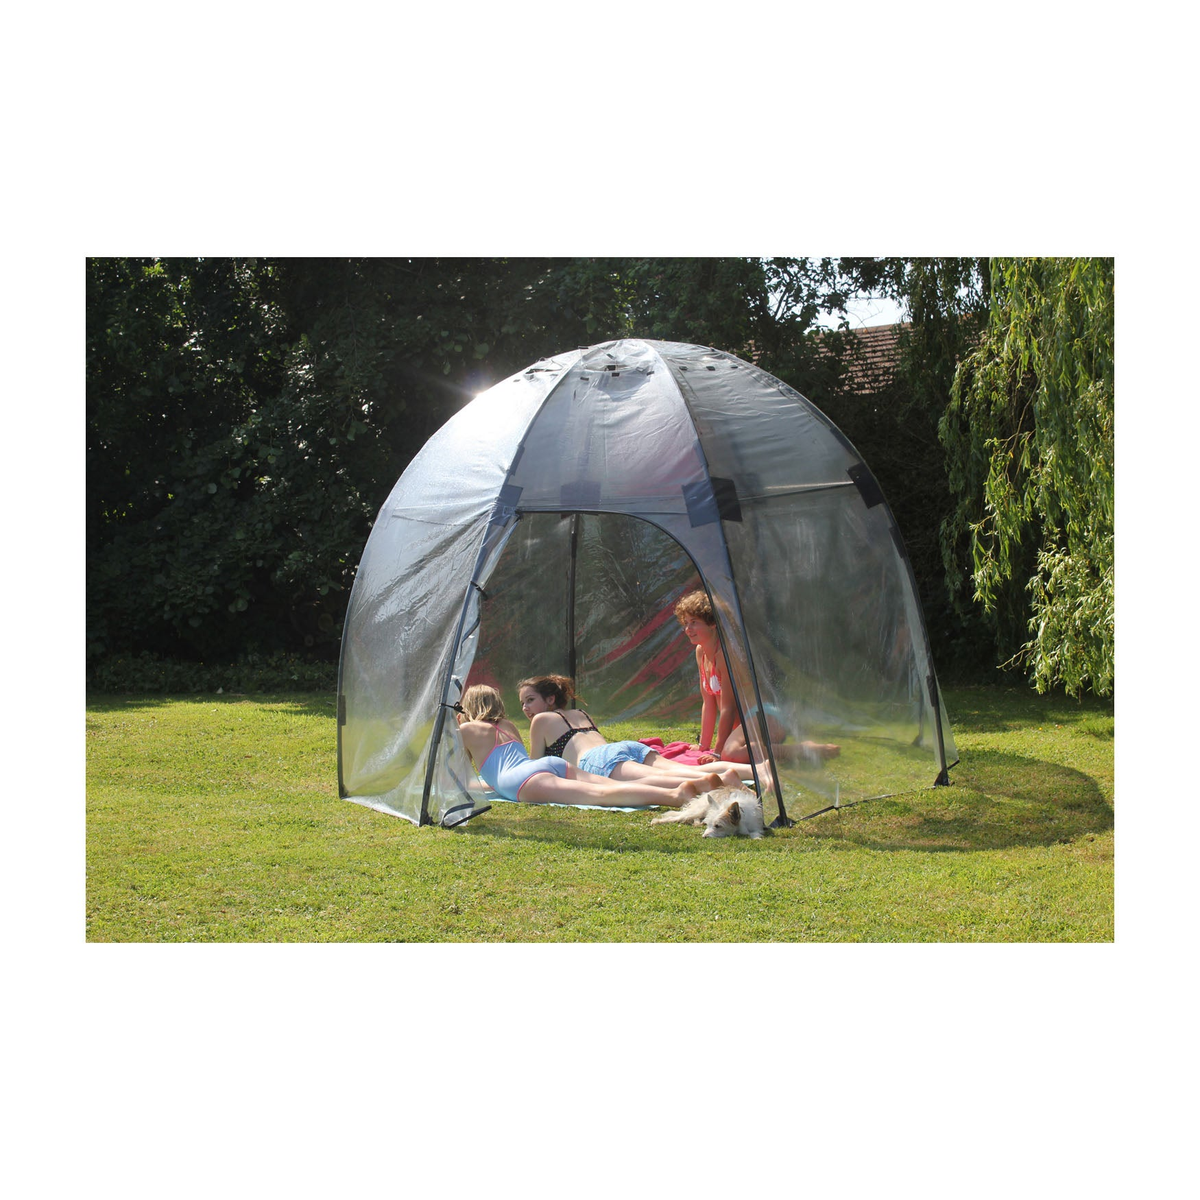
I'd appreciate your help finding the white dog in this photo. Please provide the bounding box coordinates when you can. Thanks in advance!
[650,786,768,839]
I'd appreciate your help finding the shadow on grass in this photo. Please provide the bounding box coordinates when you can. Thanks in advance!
[455,805,794,857]
[799,749,1113,852]
[459,749,1112,855]
[86,692,337,718]
[943,684,1114,735]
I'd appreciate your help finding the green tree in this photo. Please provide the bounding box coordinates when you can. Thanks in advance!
[86,257,875,670]
[792,258,994,676]
[886,258,994,673]
[87,258,297,660]
[938,257,1114,696]
[86,257,638,663]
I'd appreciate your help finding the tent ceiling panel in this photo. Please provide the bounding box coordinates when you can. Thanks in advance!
[510,352,709,518]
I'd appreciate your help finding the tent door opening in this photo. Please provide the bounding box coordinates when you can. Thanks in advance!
[438,508,785,822]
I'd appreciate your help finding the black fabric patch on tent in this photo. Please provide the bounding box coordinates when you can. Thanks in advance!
[683,477,742,527]
[495,482,523,517]
[561,480,602,509]
[848,463,885,509]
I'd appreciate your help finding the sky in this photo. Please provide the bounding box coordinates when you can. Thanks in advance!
[817,292,907,330]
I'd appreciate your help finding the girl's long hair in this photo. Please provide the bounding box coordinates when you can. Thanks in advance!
[517,674,581,709]
[460,684,506,722]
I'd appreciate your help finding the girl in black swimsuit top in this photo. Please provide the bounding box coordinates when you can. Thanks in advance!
[518,672,755,790]
[544,709,600,758]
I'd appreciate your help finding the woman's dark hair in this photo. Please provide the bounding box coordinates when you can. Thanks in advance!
[517,674,580,708]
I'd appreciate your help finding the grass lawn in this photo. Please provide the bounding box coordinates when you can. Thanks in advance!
[85,684,1114,942]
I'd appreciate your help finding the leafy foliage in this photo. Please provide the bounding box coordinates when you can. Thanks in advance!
[939,258,1114,696]
[87,258,387,662]
[87,256,1115,697]
[805,258,994,677]
[87,257,867,670]
[85,651,337,694]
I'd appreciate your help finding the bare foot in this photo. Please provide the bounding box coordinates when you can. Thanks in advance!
[719,768,742,789]
[802,742,840,760]
[753,761,776,793]
[670,779,703,807]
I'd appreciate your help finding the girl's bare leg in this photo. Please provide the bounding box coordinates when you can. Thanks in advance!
[641,750,756,784]
[607,761,743,791]
[607,762,694,789]
[521,772,721,809]
[767,741,840,763]
[721,728,840,765]
[718,729,753,763]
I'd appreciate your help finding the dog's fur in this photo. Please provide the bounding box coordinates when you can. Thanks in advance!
[650,786,768,839]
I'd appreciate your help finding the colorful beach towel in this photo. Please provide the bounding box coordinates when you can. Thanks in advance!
[638,737,715,767]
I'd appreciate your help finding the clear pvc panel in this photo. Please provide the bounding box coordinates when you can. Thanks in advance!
[573,515,700,723]
[337,350,581,824]
[466,513,574,710]
[338,507,489,817]
[466,513,700,729]
[659,344,952,810]
[727,486,944,808]
[512,344,708,521]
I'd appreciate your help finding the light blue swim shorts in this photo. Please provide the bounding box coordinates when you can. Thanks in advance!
[578,740,653,777]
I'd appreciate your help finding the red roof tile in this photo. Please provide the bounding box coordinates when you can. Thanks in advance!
[837,322,907,394]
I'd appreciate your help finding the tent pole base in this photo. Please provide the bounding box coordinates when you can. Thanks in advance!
[798,797,870,821]
[441,803,492,829]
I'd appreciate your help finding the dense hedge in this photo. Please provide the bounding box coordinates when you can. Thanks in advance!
[87,257,901,666]
[87,257,1111,694]
[86,651,337,695]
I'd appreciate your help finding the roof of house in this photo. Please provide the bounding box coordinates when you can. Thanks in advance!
[745,320,910,394]
[838,321,907,395]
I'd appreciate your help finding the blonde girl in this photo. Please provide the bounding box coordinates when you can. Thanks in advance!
[455,685,717,808]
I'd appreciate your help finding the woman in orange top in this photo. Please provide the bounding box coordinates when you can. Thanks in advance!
[673,590,839,765]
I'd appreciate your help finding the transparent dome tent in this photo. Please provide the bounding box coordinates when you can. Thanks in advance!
[337,339,957,828]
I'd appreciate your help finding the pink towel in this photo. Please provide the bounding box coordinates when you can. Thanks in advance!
[639,737,715,766]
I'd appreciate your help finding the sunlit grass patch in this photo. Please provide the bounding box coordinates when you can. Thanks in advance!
[86,686,1113,942]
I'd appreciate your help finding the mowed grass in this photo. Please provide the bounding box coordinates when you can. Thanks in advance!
[85,685,1114,942]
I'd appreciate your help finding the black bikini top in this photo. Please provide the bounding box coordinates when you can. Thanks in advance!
[544,710,600,758]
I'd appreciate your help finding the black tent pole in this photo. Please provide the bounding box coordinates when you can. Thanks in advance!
[567,513,579,681]
[420,543,500,826]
